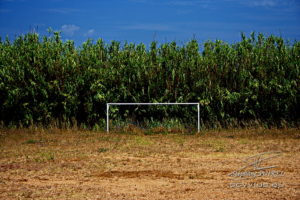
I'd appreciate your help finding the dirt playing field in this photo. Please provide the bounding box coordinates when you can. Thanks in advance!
[0,128,299,200]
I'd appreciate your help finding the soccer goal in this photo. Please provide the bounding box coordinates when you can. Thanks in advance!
[106,103,200,133]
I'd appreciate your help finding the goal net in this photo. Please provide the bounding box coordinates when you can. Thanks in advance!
[106,103,200,133]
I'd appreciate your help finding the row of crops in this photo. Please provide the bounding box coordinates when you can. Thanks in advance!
[0,32,299,128]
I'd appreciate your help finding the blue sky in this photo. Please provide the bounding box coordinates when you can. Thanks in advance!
[0,0,299,45]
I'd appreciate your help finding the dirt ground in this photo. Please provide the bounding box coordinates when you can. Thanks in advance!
[0,128,299,200]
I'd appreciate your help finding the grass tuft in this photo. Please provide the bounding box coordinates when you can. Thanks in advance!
[23,139,41,144]
[98,147,109,153]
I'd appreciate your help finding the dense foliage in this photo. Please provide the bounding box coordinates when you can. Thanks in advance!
[0,32,299,128]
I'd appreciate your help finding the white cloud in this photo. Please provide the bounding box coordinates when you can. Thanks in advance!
[226,0,280,7]
[84,29,95,36]
[61,24,80,36]
[224,0,300,10]
[251,0,277,7]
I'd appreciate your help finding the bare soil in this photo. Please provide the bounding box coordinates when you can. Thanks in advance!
[0,128,299,200]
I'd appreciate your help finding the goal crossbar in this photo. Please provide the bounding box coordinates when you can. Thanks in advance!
[106,103,200,132]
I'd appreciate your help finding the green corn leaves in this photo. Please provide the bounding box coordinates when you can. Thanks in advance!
[0,32,299,128]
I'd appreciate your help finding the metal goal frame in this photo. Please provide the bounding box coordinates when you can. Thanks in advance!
[106,103,200,132]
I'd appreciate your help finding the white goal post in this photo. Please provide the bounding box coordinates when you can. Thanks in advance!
[106,103,200,132]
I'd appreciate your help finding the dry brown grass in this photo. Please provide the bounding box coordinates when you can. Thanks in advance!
[0,128,299,199]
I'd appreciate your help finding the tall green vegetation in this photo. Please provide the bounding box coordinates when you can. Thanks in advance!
[0,32,299,128]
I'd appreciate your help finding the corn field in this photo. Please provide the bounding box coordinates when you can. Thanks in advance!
[0,32,299,128]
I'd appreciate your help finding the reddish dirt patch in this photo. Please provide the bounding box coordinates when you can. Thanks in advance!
[96,170,183,179]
